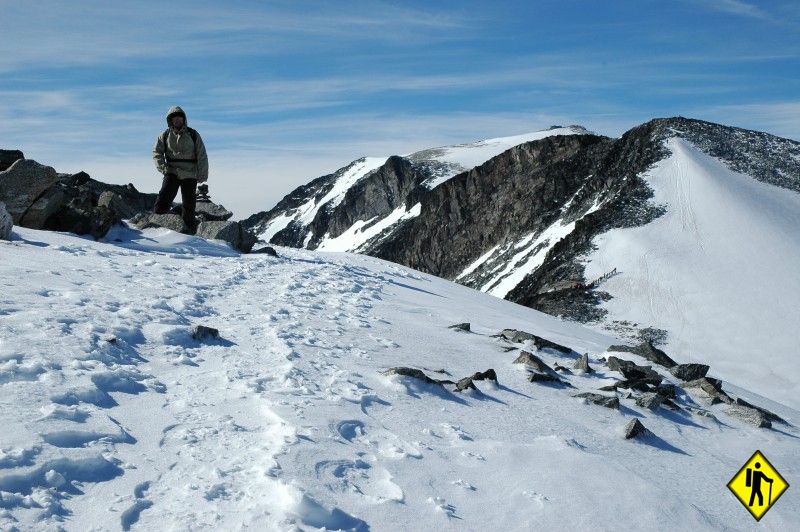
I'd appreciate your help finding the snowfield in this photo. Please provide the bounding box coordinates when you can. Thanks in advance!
[1,225,798,530]
[586,138,800,411]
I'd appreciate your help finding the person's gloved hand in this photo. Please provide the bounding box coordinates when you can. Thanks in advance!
[198,184,209,196]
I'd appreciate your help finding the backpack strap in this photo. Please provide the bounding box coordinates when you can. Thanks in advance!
[163,127,199,163]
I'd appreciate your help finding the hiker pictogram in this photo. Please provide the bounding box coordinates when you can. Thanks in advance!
[727,450,789,521]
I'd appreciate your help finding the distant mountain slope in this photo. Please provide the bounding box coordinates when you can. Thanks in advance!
[242,117,800,407]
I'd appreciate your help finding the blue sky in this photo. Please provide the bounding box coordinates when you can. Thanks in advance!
[1,0,798,217]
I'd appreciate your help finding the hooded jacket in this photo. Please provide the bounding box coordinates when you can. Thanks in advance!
[152,106,209,182]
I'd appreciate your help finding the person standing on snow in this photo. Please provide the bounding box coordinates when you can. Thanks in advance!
[152,106,209,233]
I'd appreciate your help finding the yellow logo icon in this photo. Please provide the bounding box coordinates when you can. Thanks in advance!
[727,450,789,521]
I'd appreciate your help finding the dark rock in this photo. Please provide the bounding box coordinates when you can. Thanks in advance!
[383,367,442,386]
[528,372,569,385]
[196,220,257,253]
[498,329,574,354]
[448,322,471,332]
[573,353,593,373]
[553,364,572,374]
[624,418,651,439]
[669,363,710,381]
[635,392,663,410]
[499,328,536,343]
[454,377,477,392]
[0,159,60,225]
[683,377,732,404]
[0,202,12,240]
[191,325,219,341]
[252,246,278,256]
[733,397,786,425]
[726,405,771,428]
[598,383,620,392]
[609,341,677,368]
[195,201,234,221]
[616,379,655,392]
[0,149,24,171]
[471,369,497,381]
[513,351,553,373]
[47,204,119,239]
[98,190,140,219]
[607,356,662,385]
[20,185,65,228]
[574,392,619,409]
[132,213,187,233]
[656,383,677,399]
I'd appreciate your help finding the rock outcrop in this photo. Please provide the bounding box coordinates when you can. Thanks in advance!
[0,149,24,171]
[0,159,61,225]
[196,220,257,253]
[669,363,710,381]
[0,202,12,240]
[624,418,651,439]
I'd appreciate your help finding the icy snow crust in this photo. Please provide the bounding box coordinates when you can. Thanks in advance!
[586,138,800,410]
[1,225,799,530]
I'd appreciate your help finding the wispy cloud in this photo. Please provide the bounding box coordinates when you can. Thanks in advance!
[683,0,776,22]
[0,0,470,73]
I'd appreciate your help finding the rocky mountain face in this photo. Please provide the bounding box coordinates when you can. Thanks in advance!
[242,118,800,330]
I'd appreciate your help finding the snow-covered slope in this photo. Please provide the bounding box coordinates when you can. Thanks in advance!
[406,126,588,189]
[585,137,800,410]
[249,126,588,250]
[1,226,798,530]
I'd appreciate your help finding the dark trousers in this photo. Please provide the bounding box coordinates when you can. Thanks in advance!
[153,173,197,227]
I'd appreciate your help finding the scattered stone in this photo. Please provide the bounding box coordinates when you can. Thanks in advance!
[624,418,651,439]
[132,212,187,233]
[0,202,12,240]
[553,364,572,374]
[607,356,662,385]
[616,379,655,392]
[191,325,220,341]
[0,159,60,225]
[195,201,234,221]
[0,149,24,171]
[252,246,278,256]
[528,372,568,385]
[471,369,497,381]
[499,329,574,354]
[669,363,709,381]
[196,220,257,253]
[598,383,619,392]
[448,323,471,332]
[499,328,536,343]
[635,392,663,410]
[454,377,477,392]
[608,340,677,368]
[734,397,786,425]
[683,377,732,404]
[726,404,772,428]
[513,351,553,373]
[656,383,677,399]
[574,392,619,409]
[383,367,443,386]
[573,353,593,373]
